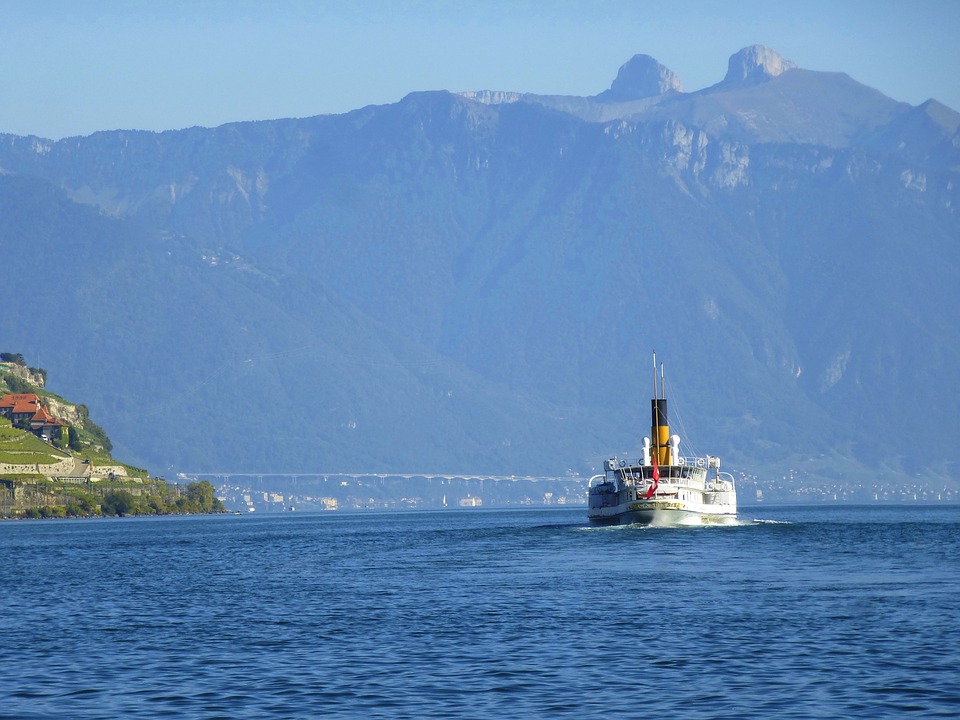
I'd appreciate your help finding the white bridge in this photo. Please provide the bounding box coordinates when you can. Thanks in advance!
[179,472,572,483]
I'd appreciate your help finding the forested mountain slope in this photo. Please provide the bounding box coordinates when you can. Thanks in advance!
[1,46,957,485]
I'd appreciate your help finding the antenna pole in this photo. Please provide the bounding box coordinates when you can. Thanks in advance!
[660,361,665,403]
[652,350,658,400]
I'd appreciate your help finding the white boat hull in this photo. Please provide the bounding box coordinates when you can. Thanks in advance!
[587,462,737,526]
[588,499,737,526]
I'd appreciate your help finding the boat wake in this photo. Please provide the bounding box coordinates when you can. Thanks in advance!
[577,516,748,531]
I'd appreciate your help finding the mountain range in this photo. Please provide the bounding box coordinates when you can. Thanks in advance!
[1,45,957,487]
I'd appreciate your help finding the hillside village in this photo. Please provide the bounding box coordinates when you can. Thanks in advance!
[0,354,124,471]
[0,353,221,518]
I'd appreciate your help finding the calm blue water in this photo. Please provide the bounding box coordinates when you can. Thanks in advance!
[2,505,959,719]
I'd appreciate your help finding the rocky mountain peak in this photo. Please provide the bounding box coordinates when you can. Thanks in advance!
[596,54,683,102]
[724,45,797,85]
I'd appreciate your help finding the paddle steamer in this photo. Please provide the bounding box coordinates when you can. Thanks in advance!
[587,356,737,525]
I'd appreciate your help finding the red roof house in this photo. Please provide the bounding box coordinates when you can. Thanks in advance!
[0,393,39,424]
[1,393,65,441]
[30,403,65,440]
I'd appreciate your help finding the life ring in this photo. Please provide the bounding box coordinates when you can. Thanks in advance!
[696,458,705,468]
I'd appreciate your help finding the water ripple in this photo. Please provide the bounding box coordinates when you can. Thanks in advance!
[1,506,959,717]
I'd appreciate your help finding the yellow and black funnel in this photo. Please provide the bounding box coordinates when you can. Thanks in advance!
[651,398,671,466]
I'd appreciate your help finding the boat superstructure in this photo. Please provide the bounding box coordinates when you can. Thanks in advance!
[587,357,737,525]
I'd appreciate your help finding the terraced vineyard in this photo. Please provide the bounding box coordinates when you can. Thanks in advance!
[0,423,72,469]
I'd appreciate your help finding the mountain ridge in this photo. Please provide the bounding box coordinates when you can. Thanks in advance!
[0,47,957,488]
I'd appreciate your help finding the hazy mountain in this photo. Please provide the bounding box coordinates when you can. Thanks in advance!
[1,46,957,485]
[593,53,684,102]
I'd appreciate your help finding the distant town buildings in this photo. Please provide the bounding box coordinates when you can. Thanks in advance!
[207,470,958,513]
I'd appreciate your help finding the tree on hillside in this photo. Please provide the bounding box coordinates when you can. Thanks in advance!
[53,425,67,449]
[101,490,137,516]
[177,481,223,513]
[76,406,112,452]
[3,376,30,393]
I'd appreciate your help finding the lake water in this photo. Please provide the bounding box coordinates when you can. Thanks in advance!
[2,505,959,718]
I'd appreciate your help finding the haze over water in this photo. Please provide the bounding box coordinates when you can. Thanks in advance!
[3,505,959,718]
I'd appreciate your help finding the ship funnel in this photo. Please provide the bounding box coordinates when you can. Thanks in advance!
[651,398,671,465]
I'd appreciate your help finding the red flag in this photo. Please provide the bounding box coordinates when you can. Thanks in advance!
[647,454,660,499]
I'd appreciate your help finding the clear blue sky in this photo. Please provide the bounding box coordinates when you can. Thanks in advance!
[1,0,957,139]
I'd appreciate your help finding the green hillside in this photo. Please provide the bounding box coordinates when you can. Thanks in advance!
[0,422,71,468]
[0,357,222,518]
